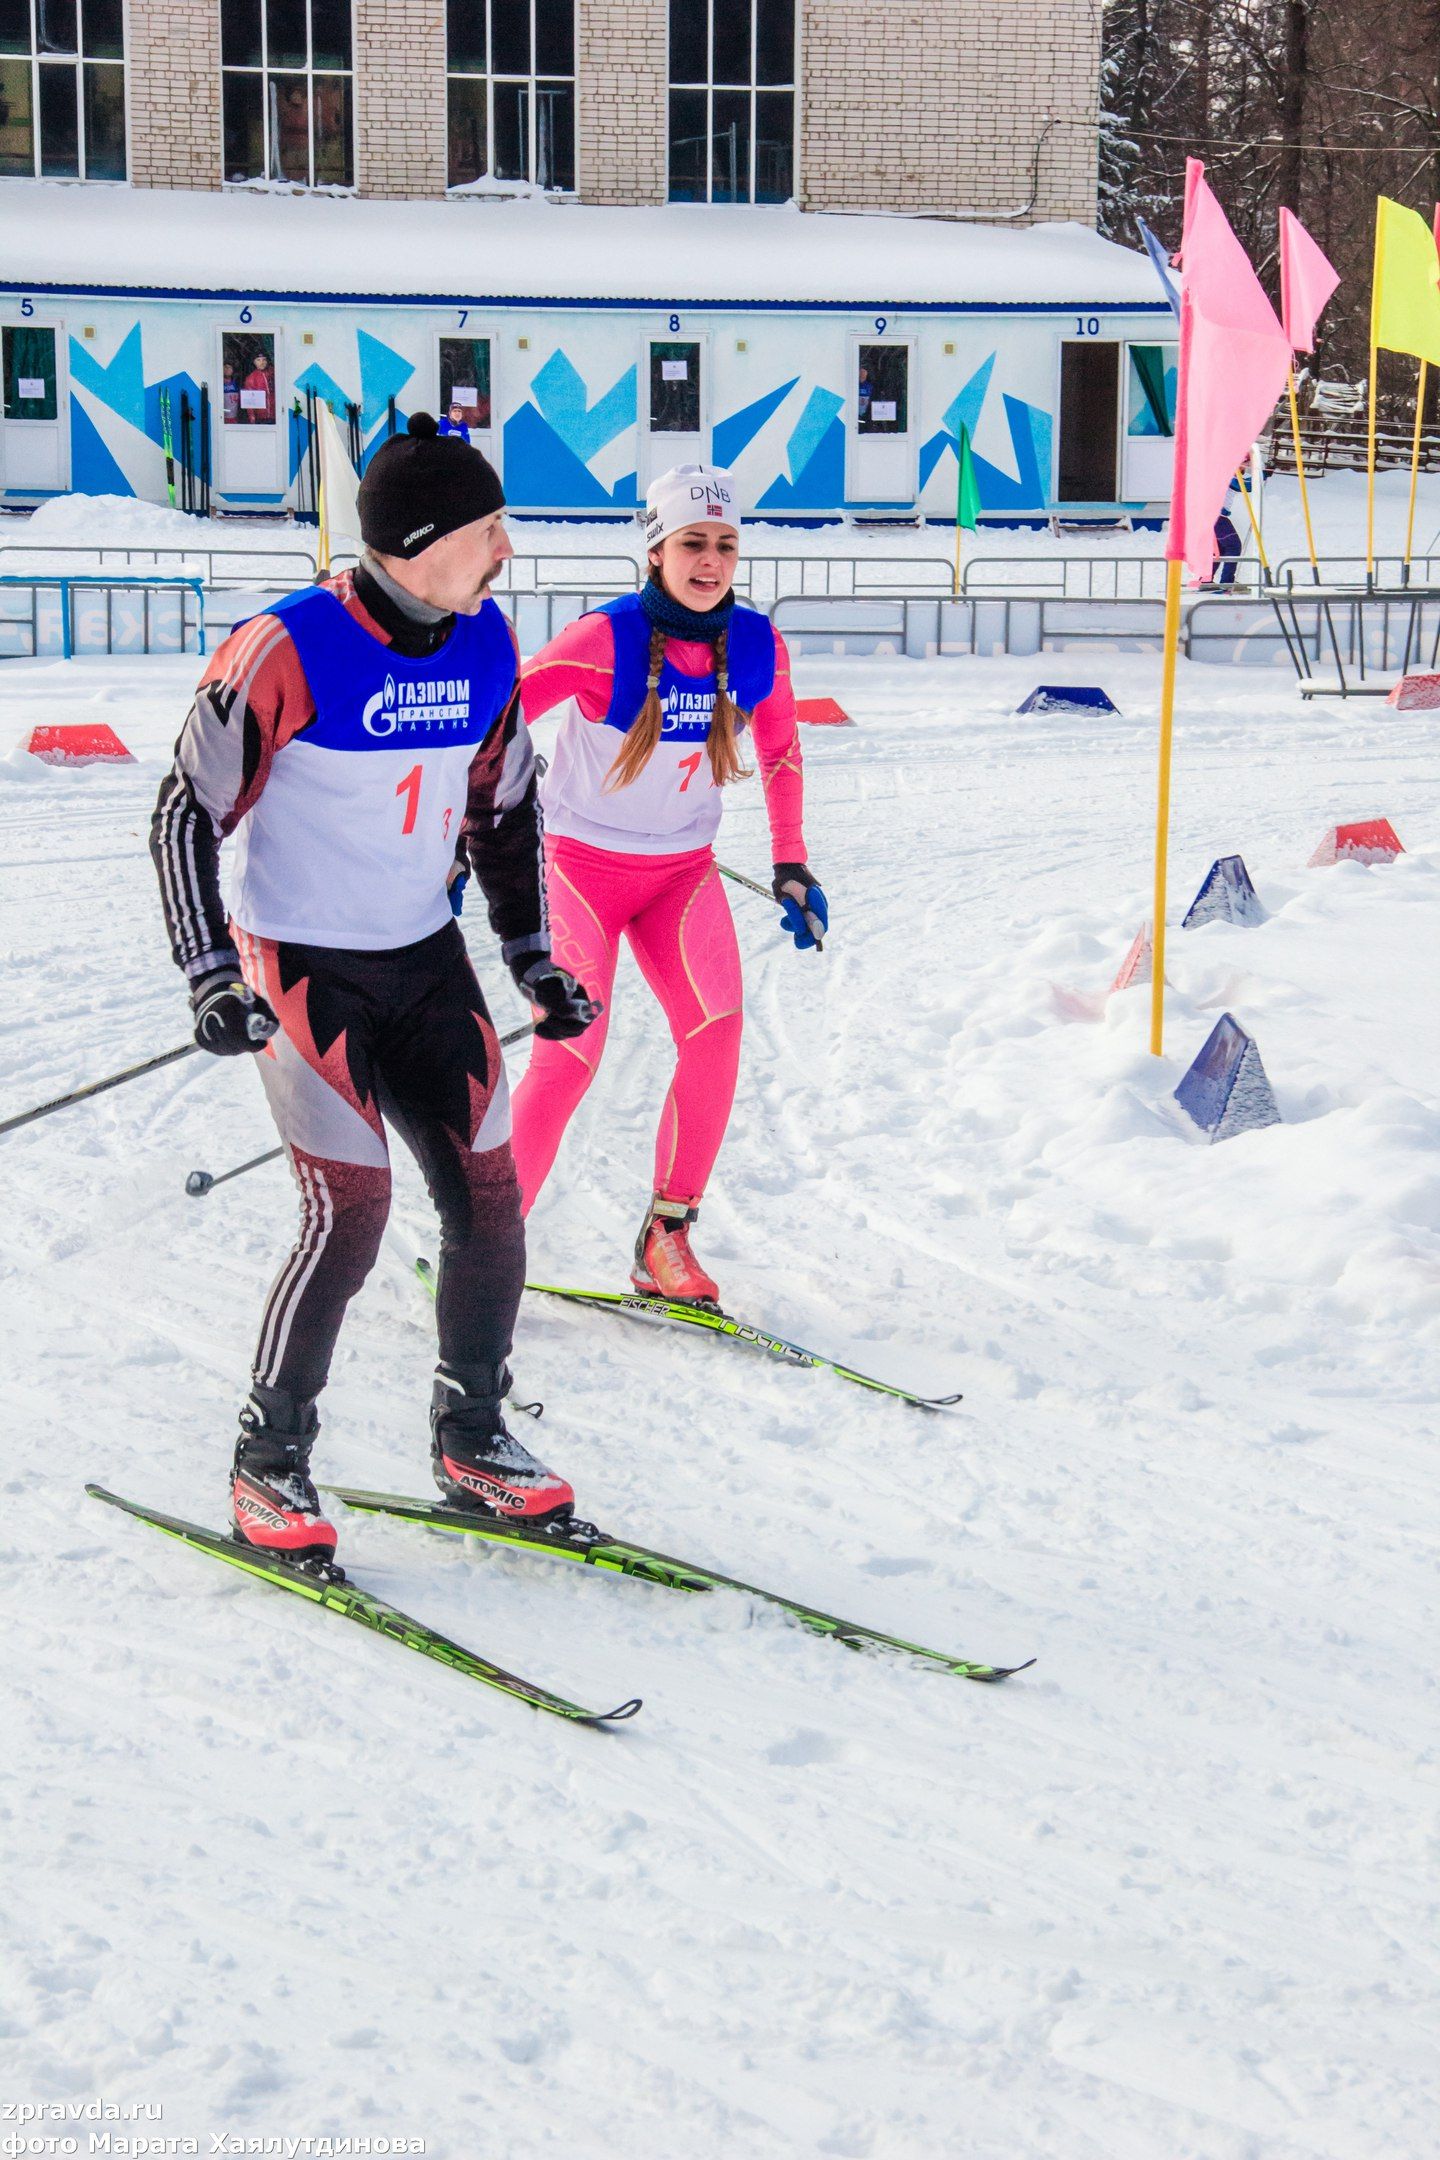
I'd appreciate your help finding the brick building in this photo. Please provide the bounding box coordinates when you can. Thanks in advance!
[1,0,1100,224]
[1,1,1168,523]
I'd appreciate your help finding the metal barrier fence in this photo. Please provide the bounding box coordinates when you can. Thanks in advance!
[771,590,1176,660]
[960,554,1263,601]
[0,574,206,659]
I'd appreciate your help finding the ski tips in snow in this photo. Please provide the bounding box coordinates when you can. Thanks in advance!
[85,1483,642,1726]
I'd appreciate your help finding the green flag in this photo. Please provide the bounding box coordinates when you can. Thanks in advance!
[956,422,981,530]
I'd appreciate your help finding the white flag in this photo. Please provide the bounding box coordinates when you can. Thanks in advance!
[316,402,362,568]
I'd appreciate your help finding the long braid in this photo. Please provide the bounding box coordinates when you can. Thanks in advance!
[706,627,753,786]
[605,623,668,791]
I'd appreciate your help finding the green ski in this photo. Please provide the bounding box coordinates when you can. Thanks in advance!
[86,1485,641,1726]
[325,1486,1032,1684]
[414,1259,961,1413]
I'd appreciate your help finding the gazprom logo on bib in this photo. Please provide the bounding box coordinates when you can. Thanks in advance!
[362,675,473,736]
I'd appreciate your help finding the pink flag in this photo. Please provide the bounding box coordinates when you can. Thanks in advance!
[1278,207,1340,351]
[1166,161,1294,583]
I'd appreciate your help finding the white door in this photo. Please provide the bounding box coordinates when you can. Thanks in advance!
[643,336,707,486]
[846,337,917,506]
[438,331,498,469]
[217,326,284,498]
[2,324,65,493]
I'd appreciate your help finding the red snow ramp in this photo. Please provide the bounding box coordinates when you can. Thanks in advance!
[1307,818,1404,867]
[1386,673,1440,711]
[25,722,135,766]
[795,697,854,727]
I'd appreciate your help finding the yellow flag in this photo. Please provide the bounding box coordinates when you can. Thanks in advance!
[1372,196,1440,364]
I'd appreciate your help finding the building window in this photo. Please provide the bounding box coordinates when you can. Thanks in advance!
[447,0,575,193]
[856,344,907,435]
[440,335,492,430]
[668,0,793,204]
[0,0,126,181]
[221,0,354,189]
[222,330,277,424]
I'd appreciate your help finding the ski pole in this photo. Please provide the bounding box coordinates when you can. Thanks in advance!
[184,1019,543,1198]
[186,1144,282,1197]
[0,1043,199,1139]
[717,860,825,951]
[160,387,176,509]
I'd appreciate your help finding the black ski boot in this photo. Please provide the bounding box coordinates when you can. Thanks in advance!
[430,1361,575,1523]
[230,1383,340,1573]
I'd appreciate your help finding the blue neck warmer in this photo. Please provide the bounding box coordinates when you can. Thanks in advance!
[639,574,736,646]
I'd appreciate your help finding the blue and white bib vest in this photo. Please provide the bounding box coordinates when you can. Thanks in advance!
[538,591,776,857]
[228,585,515,949]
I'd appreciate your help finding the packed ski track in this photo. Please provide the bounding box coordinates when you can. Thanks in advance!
[1,616,1436,2157]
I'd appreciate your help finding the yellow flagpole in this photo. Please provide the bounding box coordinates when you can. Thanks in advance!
[1403,358,1427,570]
[1149,556,1183,1058]
[1232,466,1271,578]
[1366,205,1382,581]
[1287,371,1320,572]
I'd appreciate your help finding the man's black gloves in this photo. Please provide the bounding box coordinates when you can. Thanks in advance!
[512,956,602,1042]
[191,972,280,1057]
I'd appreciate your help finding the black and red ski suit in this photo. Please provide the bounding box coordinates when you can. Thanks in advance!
[150,563,546,1406]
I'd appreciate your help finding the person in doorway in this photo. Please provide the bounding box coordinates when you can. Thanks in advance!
[149,414,598,1569]
[441,402,473,442]
[510,462,827,1306]
[242,349,274,425]
[222,360,239,425]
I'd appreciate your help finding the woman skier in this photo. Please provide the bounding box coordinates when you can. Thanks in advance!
[511,462,827,1306]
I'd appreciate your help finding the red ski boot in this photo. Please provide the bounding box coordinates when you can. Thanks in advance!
[230,1386,339,1569]
[430,1362,575,1523]
[631,1197,720,1306]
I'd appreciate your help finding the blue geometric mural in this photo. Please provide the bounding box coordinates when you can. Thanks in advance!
[755,387,845,512]
[357,329,414,436]
[504,350,639,509]
[712,376,798,467]
[70,397,133,496]
[919,349,1053,512]
[531,352,636,463]
[70,324,147,432]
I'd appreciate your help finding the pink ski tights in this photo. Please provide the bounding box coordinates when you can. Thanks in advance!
[510,835,743,1213]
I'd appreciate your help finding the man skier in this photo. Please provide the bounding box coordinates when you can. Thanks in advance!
[150,413,597,1569]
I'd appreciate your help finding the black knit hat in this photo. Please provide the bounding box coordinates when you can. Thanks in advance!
[357,412,505,559]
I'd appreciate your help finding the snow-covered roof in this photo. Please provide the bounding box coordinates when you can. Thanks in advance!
[1,183,1170,312]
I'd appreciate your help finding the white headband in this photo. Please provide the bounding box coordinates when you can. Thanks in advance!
[644,463,741,550]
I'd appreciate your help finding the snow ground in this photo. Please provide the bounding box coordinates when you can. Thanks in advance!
[0,642,1437,2159]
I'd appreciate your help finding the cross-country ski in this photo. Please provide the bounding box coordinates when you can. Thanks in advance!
[324,1485,1027,1680]
[87,1485,642,1724]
